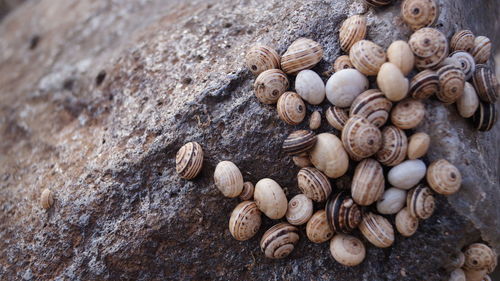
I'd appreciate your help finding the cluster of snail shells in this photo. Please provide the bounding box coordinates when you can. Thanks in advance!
[447,243,497,281]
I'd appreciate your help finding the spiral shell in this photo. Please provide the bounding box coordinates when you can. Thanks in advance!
[254,69,289,104]
[409,27,448,69]
[457,82,479,118]
[350,89,393,127]
[450,30,474,53]
[391,98,425,129]
[472,65,499,104]
[377,187,407,215]
[351,159,385,206]
[359,212,395,248]
[306,210,334,243]
[376,125,408,166]
[409,70,439,99]
[407,132,430,160]
[377,62,410,102]
[339,15,367,52]
[286,194,314,226]
[239,182,254,201]
[229,201,262,241]
[449,269,466,281]
[407,185,435,219]
[282,130,317,155]
[401,0,438,30]
[292,155,312,168]
[471,36,492,64]
[297,167,332,202]
[472,102,497,132]
[342,116,382,161]
[463,243,497,273]
[326,69,369,107]
[426,159,462,195]
[245,45,280,75]
[395,207,419,237]
[330,234,366,267]
[310,133,350,178]
[254,178,288,219]
[449,51,476,81]
[326,191,362,234]
[333,55,354,72]
[309,111,321,130]
[388,159,427,190]
[326,106,349,130]
[281,38,323,74]
[40,188,54,209]
[295,70,326,105]
[260,223,300,259]
[176,142,204,180]
[436,65,465,104]
[214,161,244,198]
[364,0,393,6]
[387,40,415,76]
[350,40,387,76]
[277,91,306,125]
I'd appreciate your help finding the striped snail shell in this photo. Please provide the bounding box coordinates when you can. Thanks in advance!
[326,191,362,234]
[292,154,312,168]
[176,141,204,180]
[364,0,393,7]
[254,178,288,219]
[245,44,280,75]
[449,51,475,81]
[306,210,334,243]
[326,69,369,107]
[388,159,427,190]
[309,111,321,130]
[377,188,407,215]
[409,69,439,99]
[295,70,326,105]
[350,89,393,127]
[239,182,254,201]
[426,159,462,195]
[449,269,466,281]
[297,167,332,202]
[391,98,426,129]
[277,91,306,125]
[214,161,244,198]
[260,223,300,259]
[333,55,354,72]
[358,212,395,248]
[407,185,435,219]
[472,65,499,104]
[339,15,367,52]
[450,30,475,53]
[40,188,54,210]
[351,159,385,206]
[407,132,430,160]
[471,36,492,64]
[376,125,408,167]
[326,106,349,131]
[229,201,261,241]
[387,40,415,76]
[457,82,479,118]
[350,40,387,76]
[377,62,409,102]
[329,234,366,267]
[310,133,350,178]
[436,65,465,104]
[395,207,419,237]
[463,243,497,273]
[472,102,497,132]
[281,38,323,75]
[401,0,438,30]
[409,27,448,70]
[282,130,317,155]
[254,69,289,104]
[342,116,382,161]
[286,194,313,225]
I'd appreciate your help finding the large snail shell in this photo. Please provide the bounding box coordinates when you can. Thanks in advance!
[281,38,323,75]
[329,234,366,267]
[377,187,407,215]
[40,188,54,209]
[449,51,475,81]
[364,0,393,7]
[427,159,462,195]
[409,70,440,99]
[286,194,313,226]
[339,15,367,52]
[351,159,385,206]
[326,191,362,233]
[472,65,499,104]
[401,0,438,30]
[295,70,326,105]
[457,82,479,118]
[395,207,419,237]
[342,116,382,161]
[387,40,415,76]
[376,125,408,166]
[409,27,448,69]
[326,106,349,131]
[282,130,317,155]
[407,132,430,160]
[407,184,435,219]
[436,65,465,104]
[471,36,492,64]
[449,268,466,281]
[350,89,393,127]
[277,91,306,125]
[245,45,280,75]
[463,243,497,273]
[260,223,300,259]
[254,69,289,104]
[472,102,497,132]
[254,178,288,219]
[309,111,321,130]
[450,30,475,53]
[377,62,410,102]
[297,167,332,202]
[388,159,427,190]
[214,161,244,198]
[229,201,262,241]
[359,212,395,248]
[310,133,350,178]
[176,142,204,180]
[391,98,426,129]
[350,40,387,76]
[326,69,369,107]
[307,210,334,243]
[239,182,255,201]
[333,55,354,72]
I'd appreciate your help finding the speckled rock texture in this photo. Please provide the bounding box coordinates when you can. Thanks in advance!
[0,0,499,280]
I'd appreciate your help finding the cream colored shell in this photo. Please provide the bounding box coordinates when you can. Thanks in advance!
[309,133,349,178]
[375,125,408,167]
[471,36,491,64]
[463,243,497,273]
[436,65,465,104]
[281,38,323,74]
[176,142,204,180]
[333,55,354,72]
[254,178,288,219]
[387,40,415,75]
[329,234,366,266]
[377,187,407,215]
[229,201,262,241]
[395,207,419,237]
[342,116,382,161]
[409,27,448,69]
[295,70,326,105]
[277,91,306,125]
[339,15,367,52]
[40,188,54,209]
[309,111,321,130]
[214,161,244,198]
[427,159,462,195]
[388,159,427,190]
[350,89,393,128]
[359,212,395,248]
[245,44,281,75]
[297,167,332,202]
[326,69,369,107]
[326,106,349,131]
[286,194,313,225]
[350,40,387,76]
[254,69,289,104]
[450,30,475,53]
[351,159,385,206]
[456,82,479,118]
[377,62,409,102]
[306,210,334,243]
[401,0,438,30]
[407,132,430,160]
[391,98,425,129]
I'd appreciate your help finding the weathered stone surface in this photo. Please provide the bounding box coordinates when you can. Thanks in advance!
[0,0,498,280]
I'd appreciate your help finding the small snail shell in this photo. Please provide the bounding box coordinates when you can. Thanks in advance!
[457,82,479,118]
[464,269,488,281]
[407,132,430,160]
[229,201,262,241]
[260,223,299,259]
[472,102,497,132]
[40,188,54,209]
[387,40,415,76]
[388,159,427,190]
[239,182,255,201]
[426,159,462,195]
[339,15,367,52]
[329,234,366,267]
[254,69,289,104]
[375,125,408,167]
[409,27,448,69]
[350,89,393,127]
[176,142,204,180]
[450,30,475,53]
[286,194,313,225]
[359,212,395,248]
[395,207,419,237]
[377,187,407,215]
[281,38,323,75]
[277,91,306,125]
[449,268,466,281]
[342,116,382,161]
[364,0,393,7]
[391,98,425,129]
[295,70,326,105]
[326,191,362,233]
[297,167,332,202]
[407,185,435,219]
[409,70,439,99]
[377,62,409,102]
[351,159,385,206]
[436,65,465,104]
[282,130,317,155]
[472,65,499,104]
[307,210,334,243]
[449,51,476,81]
[254,178,288,219]
[214,161,244,198]
[333,55,354,72]
[245,45,280,75]
[326,106,349,131]
[309,111,321,130]
[292,155,312,168]
[310,133,349,178]
[401,0,438,30]
[350,40,387,76]
[326,69,369,107]
[463,243,497,273]
[471,36,492,64]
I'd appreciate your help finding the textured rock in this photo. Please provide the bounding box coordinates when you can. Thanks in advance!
[0,0,499,280]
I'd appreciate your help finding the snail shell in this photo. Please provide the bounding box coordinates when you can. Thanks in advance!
[254,178,288,219]
[449,51,476,81]
[388,159,427,190]
[448,269,466,281]
[427,159,462,195]
[450,30,475,53]
[351,159,385,206]
[214,161,244,198]
[309,111,321,130]
[281,38,323,75]
[377,62,410,102]
[359,212,395,248]
[176,142,204,180]
[339,15,367,52]
[277,91,306,125]
[229,201,262,241]
[436,65,465,104]
[254,69,289,104]
[464,269,488,281]
[333,55,354,72]
[40,188,54,209]
[407,185,435,219]
[310,133,350,178]
[407,132,430,160]
[364,0,393,7]
[472,65,499,104]
[329,234,366,267]
[350,40,387,76]
[391,98,425,129]
[448,252,466,270]
[463,243,497,273]
[326,69,369,107]
[472,102,497,132]
[395,207,419,237]
[350,89,393,127]
[387,40,415,76]
[297,167,332,202]
[375,125,408,167]
[342,116,382,161]
[260,223,300,259]
[326,106,349,131]
[377,187,407,215]
[401,0,438,30]
[239,182,255,201]
[457,82,479,118]
[282,130,317,155]
[286,194,313,225]
[292,154,312,168]
[409,27,448,69]
[409,70,440,99]
[295,70,326,105]
[245,44,280,75]
[471,36,491,64]
[307,210,334,243]
[326,191,362,233]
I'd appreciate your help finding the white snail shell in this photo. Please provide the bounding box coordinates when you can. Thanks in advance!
[254,178,288,219]
[326,69,369,107]
[295,70,326,105]
[306,210,334,243]
[388,159,427,190]
[286,194,313,226]
[329,234,366,267]
[377,187,407,215]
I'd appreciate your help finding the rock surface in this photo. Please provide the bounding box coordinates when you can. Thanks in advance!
[0,0,499,280]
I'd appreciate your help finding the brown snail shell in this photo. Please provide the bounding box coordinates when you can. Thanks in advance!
[260,223,300,259]
[407,185,435,219]
[395,207,419,237]
[277,91,306,125]
[342,116,382,161]
[254,178,288,219]
[292,155,312,168]
[310,133,350,178]
[456,82,479,118]
[339,15,367,52]
[286,194,314,226]
[407,132,430,160]
[309,111,321,130]
[245,44,280,75]
[471,36,492,64]
[326,106,349,131]
[297,167,332,202]
[306,210,334,243]
[449,51,475,81]
[426,159,462,195]
[409,27,448,69]
[40,188,54,209]
[376,125,408,166]
[409,70,440,99]
[377,62,410,102]
[329,234,366,267]
[358,212,395,248]
[463,243,497,273]
[350,89,393,127]
[401,0,438,30]
[176,141,204,180]
[436,65,465,104]
[214,161,244,198]
[391,98,425,129]
[333,55,354,72]
[254,69,289,104]
[472,102,497,132]
[450,30,475,53]
[351,159,385,206]
[326,191,362,234]
[472,64,499,104]
[387,40,415,76]
[377,188,407,215]
[281,38,323,75]
[282,130,317,155]
[239,182,254,201]
[350,40,387,76]
[229,201,262,241]
[364,0,393,7]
